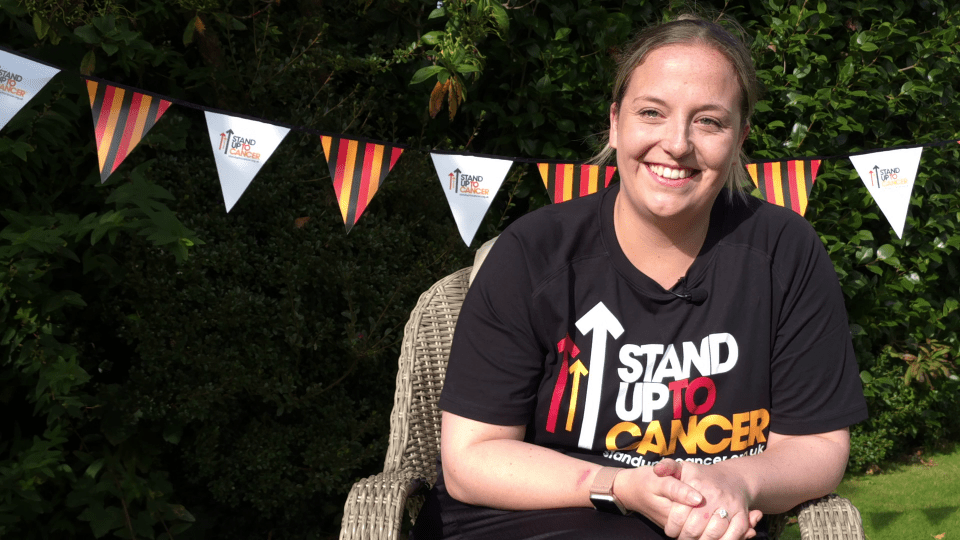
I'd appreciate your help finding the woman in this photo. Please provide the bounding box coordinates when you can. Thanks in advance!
[412,14,867,540]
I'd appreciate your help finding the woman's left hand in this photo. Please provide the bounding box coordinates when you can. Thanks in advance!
[654,460,763,540]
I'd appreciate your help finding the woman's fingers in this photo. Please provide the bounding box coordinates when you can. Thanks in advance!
[653,457,683,479]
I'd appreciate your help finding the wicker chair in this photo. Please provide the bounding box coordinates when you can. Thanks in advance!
[339,241,866,540]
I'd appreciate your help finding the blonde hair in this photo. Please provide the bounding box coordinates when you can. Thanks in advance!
[593,14,759,193]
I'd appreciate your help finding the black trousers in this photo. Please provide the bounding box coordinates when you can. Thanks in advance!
[410,470,770,540]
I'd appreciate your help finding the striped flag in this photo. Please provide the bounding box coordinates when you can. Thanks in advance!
[745,159,821,216]
[537,162,617,204]
[86,80,171,183]
[320,136,404,232]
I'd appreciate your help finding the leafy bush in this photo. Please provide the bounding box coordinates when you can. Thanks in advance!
[2,0,960,538]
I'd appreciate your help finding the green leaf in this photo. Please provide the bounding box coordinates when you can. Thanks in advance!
[420,31,444,46]
[489,3,509,34]
[428,7,446,19]
[75,25,99,43]
[84,458,105,479]
[555,27,572,40]
[410,65,445,85]
[183,16,197,45]
[33,13,49,39]
[101,42,119,56]
[877,244,895,260]
[860,42,878,52]
[80,51,96,75]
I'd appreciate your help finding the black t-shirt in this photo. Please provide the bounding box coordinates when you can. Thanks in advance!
[440,184,868,468]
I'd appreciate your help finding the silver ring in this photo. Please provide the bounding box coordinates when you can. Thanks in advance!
[716,508,729,519]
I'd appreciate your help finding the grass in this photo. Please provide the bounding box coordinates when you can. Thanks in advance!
[778,443,960,539]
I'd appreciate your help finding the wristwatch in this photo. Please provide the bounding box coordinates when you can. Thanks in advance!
[589,467,630,515]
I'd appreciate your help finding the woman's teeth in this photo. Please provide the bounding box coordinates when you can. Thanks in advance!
[649,164,695,179]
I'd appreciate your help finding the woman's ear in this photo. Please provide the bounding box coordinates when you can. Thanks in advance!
[609,102,620,150]
[739,123,751,147]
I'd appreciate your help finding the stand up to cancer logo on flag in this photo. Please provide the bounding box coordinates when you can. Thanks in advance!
[204,111,290,212]
[0,49,60,133]
[431,152,513,246]
[850,147,923,238]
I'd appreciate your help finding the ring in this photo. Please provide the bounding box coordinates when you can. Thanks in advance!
[716,508,729,519]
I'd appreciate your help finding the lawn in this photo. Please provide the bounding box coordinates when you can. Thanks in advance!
[778,444,960,539]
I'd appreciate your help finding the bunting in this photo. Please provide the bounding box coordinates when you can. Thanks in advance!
[0,50,60,132]
[320,136,404,232]
[204,111,290,212]
[745,159,821,216]
[537,162,617,204]
[3,45,960,245]
[86,80,172,183]
[850,147,922,238]
[431,153,513,246]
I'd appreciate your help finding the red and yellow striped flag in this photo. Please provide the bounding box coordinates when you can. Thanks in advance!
[537,163,617,204]
[320,136,404,232]
[86,80,171,183]
[745,159,821,216]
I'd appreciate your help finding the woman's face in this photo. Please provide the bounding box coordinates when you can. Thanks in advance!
[610,42,747,225]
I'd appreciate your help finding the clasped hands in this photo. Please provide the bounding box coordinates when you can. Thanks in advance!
[613,458,763,540]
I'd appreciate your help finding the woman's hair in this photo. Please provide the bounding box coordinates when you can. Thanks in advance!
[593,14,760,193]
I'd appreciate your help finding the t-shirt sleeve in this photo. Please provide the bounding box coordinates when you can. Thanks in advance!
[768,216,869,435]
[439,231,548,426]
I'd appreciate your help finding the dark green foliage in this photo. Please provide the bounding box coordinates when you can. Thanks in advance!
[2,0,960,538]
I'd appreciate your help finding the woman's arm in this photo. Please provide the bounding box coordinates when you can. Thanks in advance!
[440,411,707,525]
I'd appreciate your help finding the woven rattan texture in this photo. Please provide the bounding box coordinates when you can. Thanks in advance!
[796,494,865,539]
[340,268,471,540]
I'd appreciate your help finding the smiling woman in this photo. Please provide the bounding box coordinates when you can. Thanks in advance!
[411,13,867,540]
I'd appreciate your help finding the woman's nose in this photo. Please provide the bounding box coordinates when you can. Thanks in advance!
[662,119,692,157]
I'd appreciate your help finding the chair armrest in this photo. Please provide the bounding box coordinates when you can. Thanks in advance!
[796,494,865,540]
[340,470,427,540]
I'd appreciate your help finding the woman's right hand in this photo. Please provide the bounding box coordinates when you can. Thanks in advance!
[613,459,705,529]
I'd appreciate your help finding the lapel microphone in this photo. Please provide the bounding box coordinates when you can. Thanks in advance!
[670,278,708,305]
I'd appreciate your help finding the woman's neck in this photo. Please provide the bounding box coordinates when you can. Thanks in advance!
[613,195,712,290]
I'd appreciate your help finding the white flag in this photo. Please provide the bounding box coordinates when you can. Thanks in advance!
[0,50,60,132]
[431,153,513,246]
[204,111,290,212]
[849,147,922,238]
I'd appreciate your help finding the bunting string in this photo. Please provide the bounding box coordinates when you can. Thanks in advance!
[3,45,960,243]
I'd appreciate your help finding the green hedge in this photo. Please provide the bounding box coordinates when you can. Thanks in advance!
[1,0,959,538]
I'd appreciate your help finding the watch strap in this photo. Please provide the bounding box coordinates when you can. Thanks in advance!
[590,467,622,496]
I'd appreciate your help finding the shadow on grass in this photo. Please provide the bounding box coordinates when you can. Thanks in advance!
[866,511,900,531]
[921,506,959,527]
[864,506,959,531]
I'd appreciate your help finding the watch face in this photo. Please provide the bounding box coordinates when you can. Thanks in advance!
[590,494,629,515]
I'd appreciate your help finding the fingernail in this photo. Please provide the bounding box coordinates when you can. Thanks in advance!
[689,493,702,505]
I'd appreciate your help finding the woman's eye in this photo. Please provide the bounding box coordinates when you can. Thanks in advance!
[639,110,660,118]
[698,117,722,127]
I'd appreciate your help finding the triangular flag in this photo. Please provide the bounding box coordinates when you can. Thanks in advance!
[431,153,513,246]
[849,147,922,238]
[86,80,171,183]
[537,162,617,204]
[204,111,290,212]
[0,50,60,132]
[319,136,404,233]
[745,159,821,216]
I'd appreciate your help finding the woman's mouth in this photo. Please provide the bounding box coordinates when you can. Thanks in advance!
[647,164,699,186]
[648,164,697,180]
